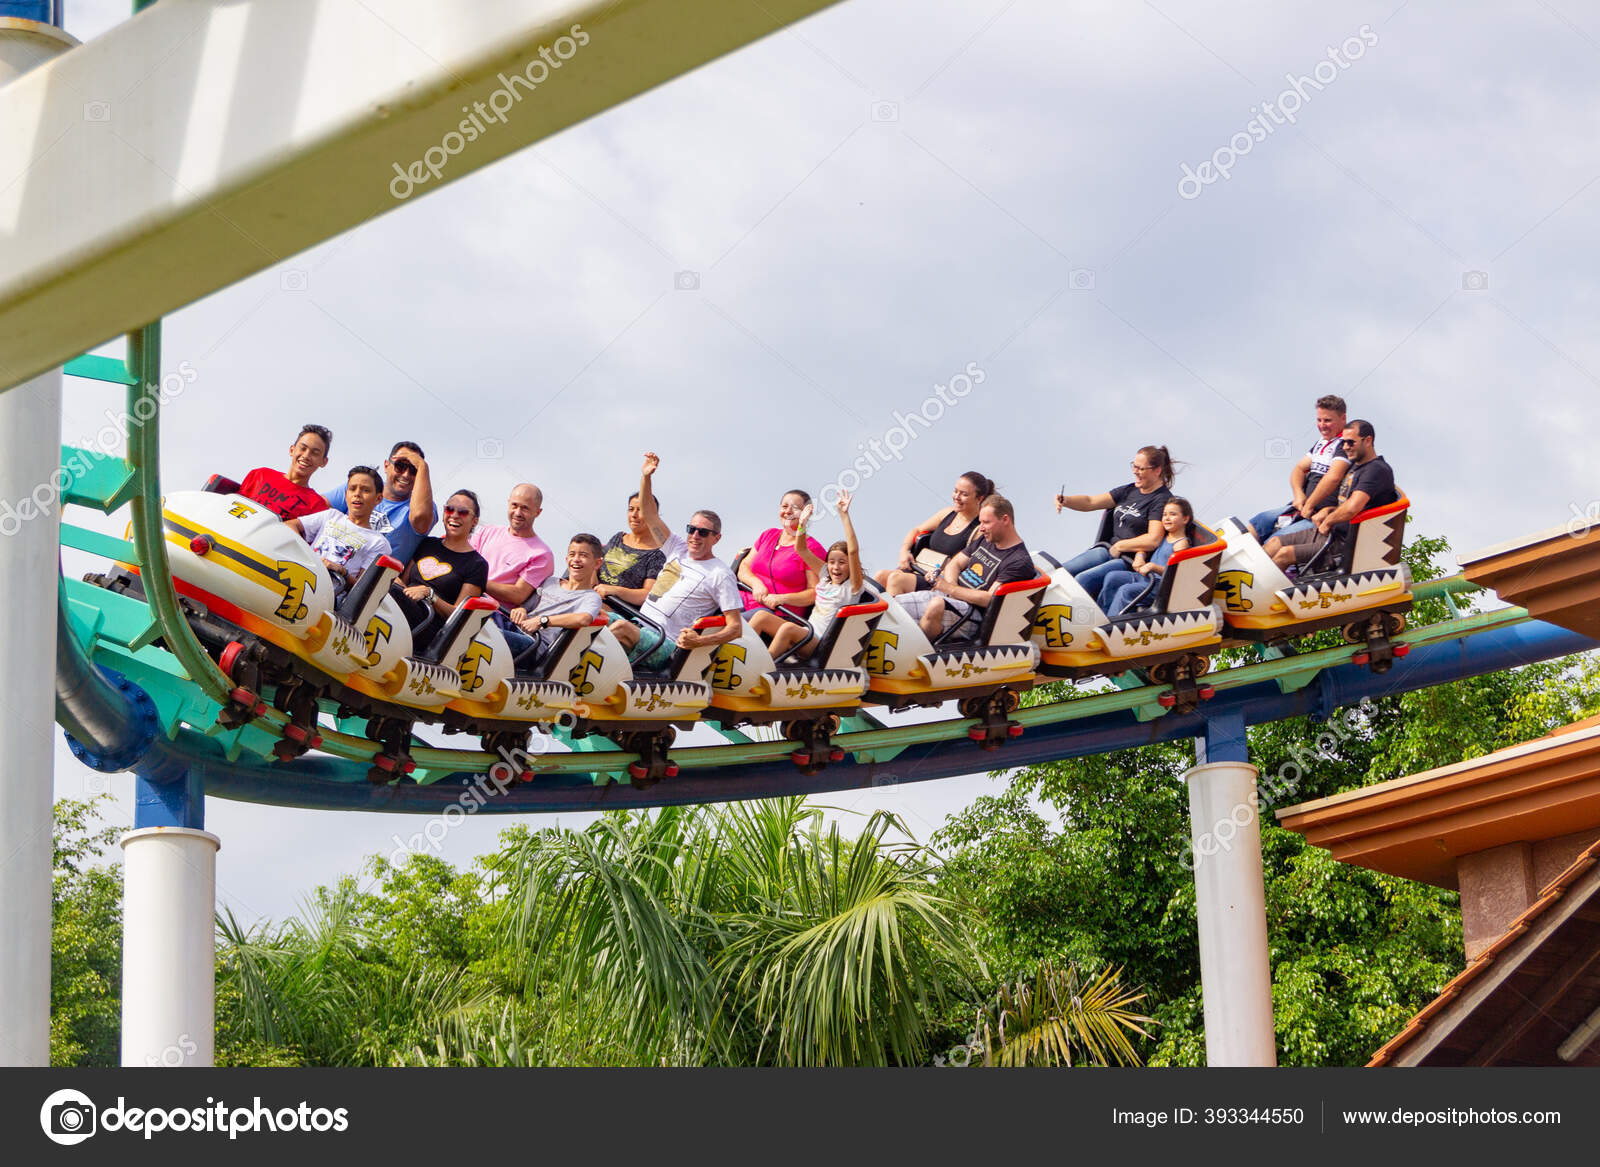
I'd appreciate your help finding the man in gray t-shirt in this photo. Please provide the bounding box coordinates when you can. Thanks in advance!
[507,535,607,660]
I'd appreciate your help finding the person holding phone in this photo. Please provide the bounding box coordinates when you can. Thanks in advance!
[325,439,438,565]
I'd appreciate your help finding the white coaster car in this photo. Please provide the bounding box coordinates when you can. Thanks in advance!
[1214,496,1414,670]
[859,575,1048,747]
[1029,533,1227,702]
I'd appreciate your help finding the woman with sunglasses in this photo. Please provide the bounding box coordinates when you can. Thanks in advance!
[1052,445,1177,598]
[393,489,489,631]
[737,488,828,643]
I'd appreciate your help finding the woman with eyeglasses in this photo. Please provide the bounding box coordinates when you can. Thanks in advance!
[392,489,489,631]
[736,488,828,644]
[1052,445,1177,598]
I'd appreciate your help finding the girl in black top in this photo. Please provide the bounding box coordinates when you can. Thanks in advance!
[1052,446,1176,598]
[877,471,994,596]
[394,489,490,631]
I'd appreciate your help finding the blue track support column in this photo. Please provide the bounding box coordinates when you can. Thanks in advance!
[1184,712,1276,1066]
[1196,708,1249,765]
[133,765,205,830]
[121,761,219,1066]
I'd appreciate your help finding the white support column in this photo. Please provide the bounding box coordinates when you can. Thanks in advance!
[1185,760,1277,1067]
[0,14,76,1070]
[119,827,221,1067]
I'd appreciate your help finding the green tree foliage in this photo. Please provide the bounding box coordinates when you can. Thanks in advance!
[51,796,123,1067]
[936,533,1598,1065]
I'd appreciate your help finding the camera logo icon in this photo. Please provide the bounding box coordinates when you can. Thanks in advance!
[85,773,111,796]
[870,101,899,122]
[870,772,900,787]
[674,270,700,291]
[40,1089,97,1146]
[1069,268,1096,291]
[1461,270,1489,291]
[476,436,504,460]
[83,101,111,122]
[280,269,308,292]
[1264,437,1293,460]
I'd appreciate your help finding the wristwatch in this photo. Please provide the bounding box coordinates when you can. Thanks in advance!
[424,587,436,605]
[539,614,550,630]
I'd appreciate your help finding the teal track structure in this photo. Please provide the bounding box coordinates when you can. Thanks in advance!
[56,333,1600,815]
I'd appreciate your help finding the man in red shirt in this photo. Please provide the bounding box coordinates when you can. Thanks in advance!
[240,424,332,521]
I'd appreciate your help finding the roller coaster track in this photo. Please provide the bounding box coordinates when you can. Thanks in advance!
[55,332,1600,814]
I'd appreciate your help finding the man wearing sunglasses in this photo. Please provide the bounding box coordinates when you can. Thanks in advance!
[324,440,437,565]
[1264,419,1397,571]
[617,452,743,671]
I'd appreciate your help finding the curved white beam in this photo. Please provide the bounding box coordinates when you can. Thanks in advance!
[0,0,838,390]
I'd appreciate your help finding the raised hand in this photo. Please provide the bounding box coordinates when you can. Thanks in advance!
[642,451,659,477]
[835,492,851,516]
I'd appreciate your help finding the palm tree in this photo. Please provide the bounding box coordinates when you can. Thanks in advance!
[974,960,1152,1067]
[498,798,976,1065]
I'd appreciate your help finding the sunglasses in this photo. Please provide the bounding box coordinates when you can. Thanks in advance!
[443,505,475,517]
[685,524,718,538]
[1340,438,1361,449]
[390,459,416,475]
[1131,462,1156,472]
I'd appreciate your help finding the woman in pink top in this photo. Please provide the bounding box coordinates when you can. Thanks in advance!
[738,488,827,643]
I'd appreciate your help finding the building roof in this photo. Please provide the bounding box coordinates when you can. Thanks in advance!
[1276,721,1600,887]
[1368,838,1600,1066]
[1459,521,1600,640]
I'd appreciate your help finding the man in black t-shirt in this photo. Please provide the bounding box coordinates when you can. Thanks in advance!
[897,496,1034,640]
[1267,419,1399,570]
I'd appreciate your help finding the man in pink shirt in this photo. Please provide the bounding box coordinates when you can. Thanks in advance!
[470,483,554,614]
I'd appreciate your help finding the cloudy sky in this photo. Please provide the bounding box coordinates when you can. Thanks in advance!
[46,0,1600,924]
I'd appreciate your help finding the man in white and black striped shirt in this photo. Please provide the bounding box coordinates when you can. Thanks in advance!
[1248,394,1352,541]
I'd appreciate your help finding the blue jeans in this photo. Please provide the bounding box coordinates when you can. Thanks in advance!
[1104,577,1158,618]
[1096,567,1142,610]
[1064,546,1129,599]
[1249,507,1289,542]
[1251,507,1318,543]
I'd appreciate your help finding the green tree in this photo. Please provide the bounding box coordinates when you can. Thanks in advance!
[51,796,123,1067]
[936,533,1598,1066]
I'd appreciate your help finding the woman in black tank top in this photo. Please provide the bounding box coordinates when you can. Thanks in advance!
[876,471,994,596]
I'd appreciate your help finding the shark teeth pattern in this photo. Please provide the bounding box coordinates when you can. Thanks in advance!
[764,668,870,702]
[502,680,575,711]
[1104,610,1217,636]
[620,680,712,706]
[922,644,1040,676]
[1281,567,1404,603]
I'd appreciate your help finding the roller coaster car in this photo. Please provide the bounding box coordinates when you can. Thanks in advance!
[1027,535,1228,709]
[858,575,1048,749]
[121,489,584,779]
[543,598,714,786]
[724,549,884,770]
[1214,496,1413,672]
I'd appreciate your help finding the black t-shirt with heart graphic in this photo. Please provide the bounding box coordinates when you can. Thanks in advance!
[405,537,489,604]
